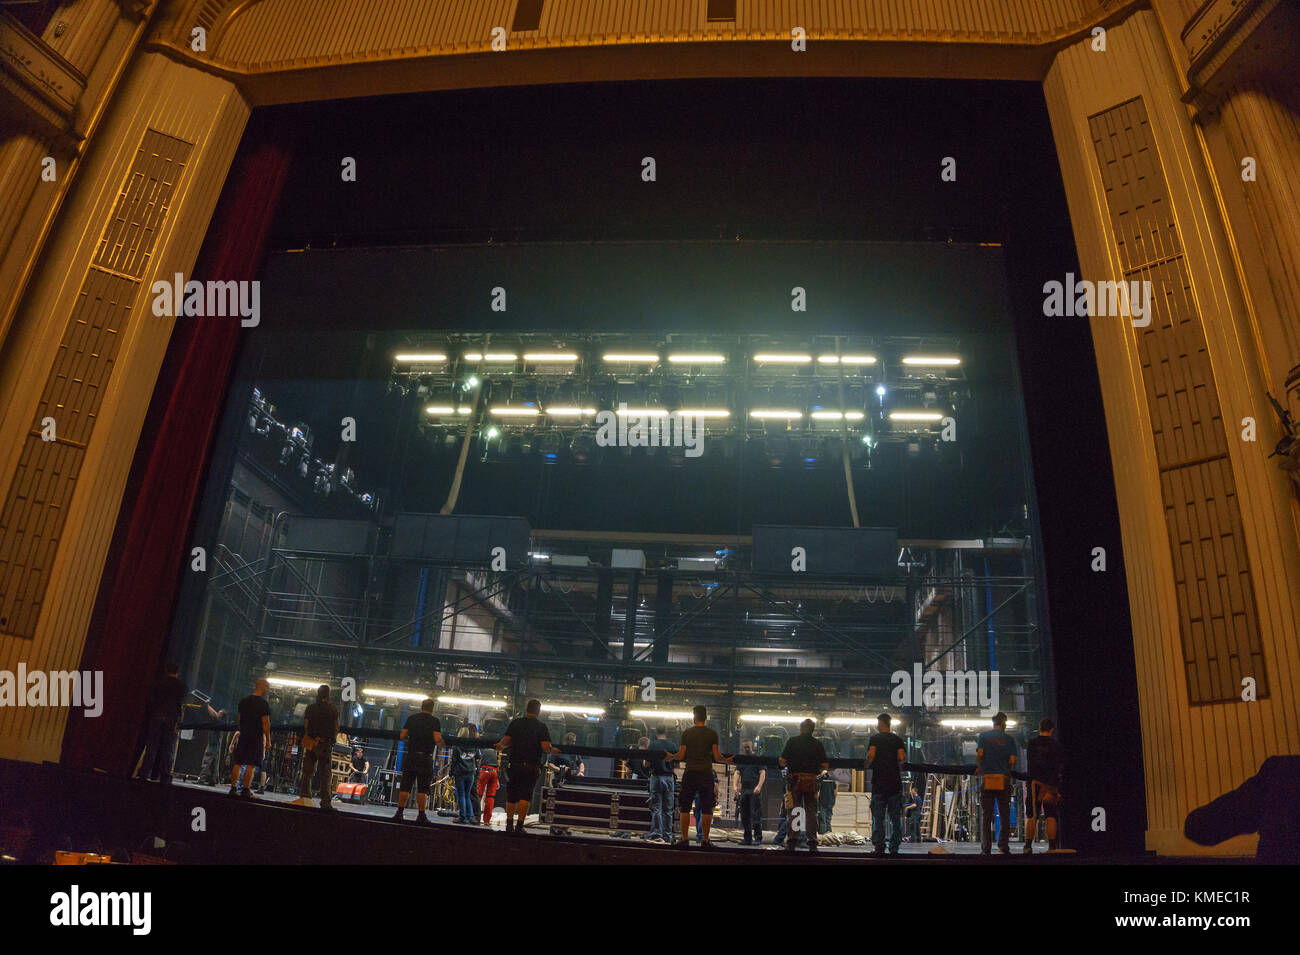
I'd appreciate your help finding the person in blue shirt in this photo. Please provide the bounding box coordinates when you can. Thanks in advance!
[976,712,1018,854]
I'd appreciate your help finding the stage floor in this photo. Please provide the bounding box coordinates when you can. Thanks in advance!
[171,779,1041,858]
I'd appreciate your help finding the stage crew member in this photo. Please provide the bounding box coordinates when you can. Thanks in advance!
[867,713,907,856]
[296,684,339,810]
[140,662,186,785]
[1024,719,1065,853]
[495,699,560,835]
[229,678,270,799]
[663,705,733,849]
[393,698,443,825]
[779,719,828,852]
[976,712,1018,855]
[478,743,501,825]
[733,739,766,845]
[349,746,369,783]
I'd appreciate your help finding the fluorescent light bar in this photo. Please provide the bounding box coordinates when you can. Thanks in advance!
[889,411,945,422]
[539,703,606,716]
[826,717,905,730]
[739,713,815,723]
[629,709,695,720]
[437,695,508,708]
[615,408,669,417]
[394,353,447,363]
[464,352,518,362]
[676,409,731,418]
[667,354,726,364]
[818,355,877,365]
[523,352,579,362]
[940,718,1018,729]
[545,407,597,416]
[490,407,541,416]
[602,353,659,363]
[750,410,803,420]
[753,353,811,363]
[810,411,865,421]
[424,406,456,415]
[266,677,326,690]
[361,687,430,702]
[902,356,961,366]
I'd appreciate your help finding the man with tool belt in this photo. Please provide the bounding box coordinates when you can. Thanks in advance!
[495,698,561,836]
[779,719,829,852]
[977,711,1019,855]
[295,684,339,810]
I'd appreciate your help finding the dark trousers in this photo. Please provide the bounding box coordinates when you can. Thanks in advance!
[871,793,904,851]
[142,718,178,783]
[787,785,819,847]
[908,809,923,842]
[981,786,1011,851]
[299,743,333,804]
[738,791,763,841]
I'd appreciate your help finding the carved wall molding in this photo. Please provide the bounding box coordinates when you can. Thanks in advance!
[145,0,1147,99]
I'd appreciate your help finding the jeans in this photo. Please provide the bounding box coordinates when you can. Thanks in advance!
[738,791,763,841]
[455,775,475,821]
[647,774,673,838]
[981,787,1011,852]
[141,718,178,783]
[871,792,903,851]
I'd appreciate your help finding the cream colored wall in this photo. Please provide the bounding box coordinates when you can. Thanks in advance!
[1043,9,1300,855]
[0,52,248,762]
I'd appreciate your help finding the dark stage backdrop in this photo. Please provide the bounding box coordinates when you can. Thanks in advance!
[62,117,295,775]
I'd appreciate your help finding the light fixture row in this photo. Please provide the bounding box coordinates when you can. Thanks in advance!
[397,352,961,367]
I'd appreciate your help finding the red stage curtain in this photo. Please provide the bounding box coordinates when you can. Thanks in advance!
[61,126,293,774]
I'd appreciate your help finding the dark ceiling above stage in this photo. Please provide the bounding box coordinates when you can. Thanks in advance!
[259,77,1068,251]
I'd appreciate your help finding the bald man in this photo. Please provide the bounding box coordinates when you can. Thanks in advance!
[229,678,271,799]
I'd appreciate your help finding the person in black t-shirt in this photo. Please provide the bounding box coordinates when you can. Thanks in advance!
[229,679,271,799]
[140,662,186,784]
[349,746,369,783]
[293,684,339,810]
[495,699,560,835]
[663,705,733,848]
[1024,718,1065,852]
[866,713,907,855]
[393,698,443,824]
[779,720,829,851]
[732,739,766,845]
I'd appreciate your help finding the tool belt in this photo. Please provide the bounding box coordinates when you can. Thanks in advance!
[982,773,1007,791]
[790,773,818,796]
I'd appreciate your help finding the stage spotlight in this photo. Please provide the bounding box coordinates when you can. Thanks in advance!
[570,432,595,464]
[538,432,562,462]
[876,385,887,397]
